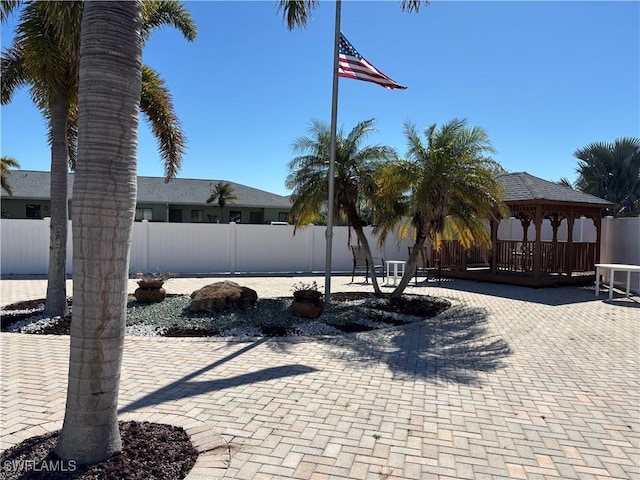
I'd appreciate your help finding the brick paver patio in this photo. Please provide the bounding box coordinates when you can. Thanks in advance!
[1,276,638,479]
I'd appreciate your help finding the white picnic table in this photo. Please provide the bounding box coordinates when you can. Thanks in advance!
[594,263,640,300]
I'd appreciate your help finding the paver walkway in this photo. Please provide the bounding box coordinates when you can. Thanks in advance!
[1,276,638,479]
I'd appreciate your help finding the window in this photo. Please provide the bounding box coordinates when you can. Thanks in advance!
[278,212,289,222]
[191,209,204,222]
[168,209,182,223]
[249,211,263,224]
[26,204,41,219]
[135,208,153,221]
[229,211,241,223]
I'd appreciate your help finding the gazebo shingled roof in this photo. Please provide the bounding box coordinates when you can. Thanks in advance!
[496,172,612,206]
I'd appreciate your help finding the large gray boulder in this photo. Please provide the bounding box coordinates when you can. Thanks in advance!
[189,281,258,313]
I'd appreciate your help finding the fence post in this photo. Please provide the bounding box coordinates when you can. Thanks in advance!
[229,222,236,274]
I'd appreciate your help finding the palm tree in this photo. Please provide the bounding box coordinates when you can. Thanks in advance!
[574,137,640,217]
[206,182,239,222]
[374,119,509,298]
[54,0,143,464]
[1,0,195,317]
[286,118,396,297]
[1,155,20,195]
[277,0,428,29]
[557,177,574,188]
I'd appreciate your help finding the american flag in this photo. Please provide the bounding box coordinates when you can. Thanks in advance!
[338,33,407,90]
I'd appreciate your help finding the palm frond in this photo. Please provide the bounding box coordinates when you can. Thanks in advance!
[277,0,319,30]
[1,155,20,195]
[1,45,28,105]
[1,0,20,24]
[142,0,197,42]
[140,65,185,182]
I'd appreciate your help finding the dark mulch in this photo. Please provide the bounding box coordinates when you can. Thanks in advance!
[0,298,70,330]
[163,326,220,337]
[331,291,450,318]
[0,421,199,480]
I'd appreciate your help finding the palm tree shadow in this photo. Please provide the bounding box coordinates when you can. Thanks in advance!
[388,306,511,383]
[300,304,511,385]
[119,339,317,414]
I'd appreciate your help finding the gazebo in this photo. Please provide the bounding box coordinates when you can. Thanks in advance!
[435,172,613,287]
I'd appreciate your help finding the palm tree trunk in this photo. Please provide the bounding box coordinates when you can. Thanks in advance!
[391,227,429,300]
[352,226,383,296]
[56,0,142,465]
[343,200,383,296]
[44,91,69,317]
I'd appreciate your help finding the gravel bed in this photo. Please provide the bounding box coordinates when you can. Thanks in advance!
[1,293,451,337]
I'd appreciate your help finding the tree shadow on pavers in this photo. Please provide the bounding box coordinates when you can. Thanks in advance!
[119,339,317,413]
[433,279,600,306]
[387,305,511,383]
[274,305,511,385]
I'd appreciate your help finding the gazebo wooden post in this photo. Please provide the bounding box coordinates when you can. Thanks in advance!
[533,206,543,280]
[490,217,499,275]
[565,210,575,277]
[550,213,563,273]
[594,214,602,265]
[519,213,531,272]
[461,243,467,271]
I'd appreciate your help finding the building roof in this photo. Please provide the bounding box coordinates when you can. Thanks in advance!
[2,170,292,209]
[3,170,612,209]
[496,172,612,206]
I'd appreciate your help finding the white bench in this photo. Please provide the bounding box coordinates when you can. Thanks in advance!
[595,263,640,300]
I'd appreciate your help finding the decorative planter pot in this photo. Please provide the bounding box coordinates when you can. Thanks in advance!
[134,281,166,303]
[292,291,324,318]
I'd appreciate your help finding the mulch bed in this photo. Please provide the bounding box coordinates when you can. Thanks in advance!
[0,421,198,480]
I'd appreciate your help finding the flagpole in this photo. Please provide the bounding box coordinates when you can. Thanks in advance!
[324,0,341,305]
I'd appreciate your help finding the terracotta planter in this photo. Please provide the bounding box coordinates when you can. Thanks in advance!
[134,281,166,303]
[292,291,324,318]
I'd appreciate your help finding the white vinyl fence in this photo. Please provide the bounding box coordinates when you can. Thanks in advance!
[1,217,638,292]
[599,216,640,293]
[0,219,411,276]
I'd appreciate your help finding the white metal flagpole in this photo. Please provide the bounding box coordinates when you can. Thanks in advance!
[324,0,342,305]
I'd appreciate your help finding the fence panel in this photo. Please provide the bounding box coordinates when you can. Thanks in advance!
[1,219,53,275]
[235,224,309,273]
[1,217,638,294]
[600,217,640,293]
[144,223,233,274]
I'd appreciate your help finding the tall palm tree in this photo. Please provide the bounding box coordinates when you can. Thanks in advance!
[1,0,196,317]
[206,182,239,222]
[574,137,640,217]
[286,118,396,297]
[55,0,143,464]
[277,0,428,29]
[1,155,20,195]
[374,119,509,298]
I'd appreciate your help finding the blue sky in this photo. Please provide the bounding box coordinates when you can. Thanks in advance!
[1,1,638,196]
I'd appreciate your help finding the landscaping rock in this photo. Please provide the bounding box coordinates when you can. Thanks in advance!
[189,281,258,312]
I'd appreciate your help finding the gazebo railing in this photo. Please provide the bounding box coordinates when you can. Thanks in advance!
[572,242,597,272]
[496,240,534,272]
[540,241,566,273]
[441,240,598,275]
